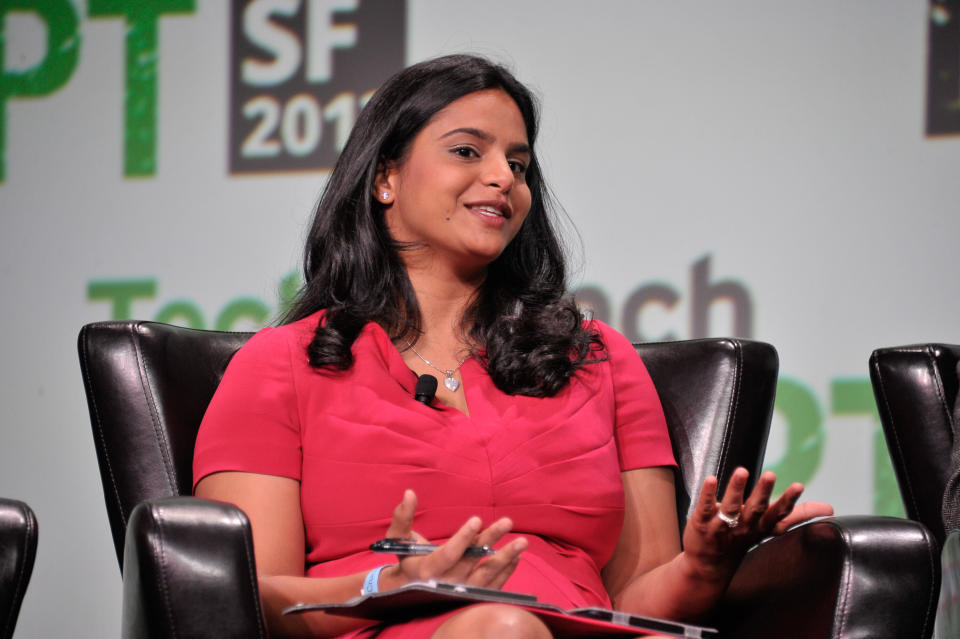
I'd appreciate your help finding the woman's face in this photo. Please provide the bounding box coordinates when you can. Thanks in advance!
[380,89,533,275]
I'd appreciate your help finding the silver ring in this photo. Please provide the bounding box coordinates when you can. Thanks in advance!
[717,510,741,528]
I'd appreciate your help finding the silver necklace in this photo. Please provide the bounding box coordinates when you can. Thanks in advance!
[405,341,468,392]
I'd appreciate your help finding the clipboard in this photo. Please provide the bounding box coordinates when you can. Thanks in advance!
[284,581,719,638]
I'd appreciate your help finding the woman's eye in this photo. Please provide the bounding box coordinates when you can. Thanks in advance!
[452,146,478,159]
[508,160,527,175]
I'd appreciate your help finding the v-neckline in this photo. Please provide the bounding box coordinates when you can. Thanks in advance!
[369,322,476,418]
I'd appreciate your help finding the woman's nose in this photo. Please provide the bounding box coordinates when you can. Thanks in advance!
[481,156,514,192]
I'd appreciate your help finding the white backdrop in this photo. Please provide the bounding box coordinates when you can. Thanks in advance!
[2,1,958,636]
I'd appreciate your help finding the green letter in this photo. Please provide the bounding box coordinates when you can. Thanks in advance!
[88,0,195,177]
[88,279,157,319]
[832,378,905,517]
[0,1,80,181]
[155,299,204,328]
[764,377,825,487]
[215,298,269,331]
[277,270,301,317]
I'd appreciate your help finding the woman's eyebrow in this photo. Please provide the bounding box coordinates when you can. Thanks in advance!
[439,127,531,155]
[439,126,491,142]
[507,142,532,156]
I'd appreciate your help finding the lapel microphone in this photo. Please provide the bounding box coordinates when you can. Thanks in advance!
[414,374,438,405]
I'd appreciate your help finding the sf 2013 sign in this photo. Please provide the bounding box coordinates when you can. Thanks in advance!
[229,0,406,174]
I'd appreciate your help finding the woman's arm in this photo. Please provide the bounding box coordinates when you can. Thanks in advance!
[196,474,527,639]
[196,471,370,638]
[603,466,833,622]
[602,467,688,617]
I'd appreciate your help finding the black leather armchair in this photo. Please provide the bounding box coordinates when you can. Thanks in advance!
[0,498,38,639]
[78,320,940,638]
[871,343,960,638]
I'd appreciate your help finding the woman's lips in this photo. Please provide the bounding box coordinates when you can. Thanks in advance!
[465,201,512,219]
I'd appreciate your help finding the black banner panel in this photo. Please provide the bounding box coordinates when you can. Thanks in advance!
[230,0,406,174]
[927,0,960,135]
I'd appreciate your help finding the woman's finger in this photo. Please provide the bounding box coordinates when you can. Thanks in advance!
[474,517,513,549]
[740,471,776,528]
[691,476,721,527]
[427,517,515,584]
[385,489,418,539]
[716,467,750,527]
[396,515,482,583]
[424,515,483,573]
[467,537,528,589]
[757,482,804,532]
[484,554,523,590]
[771,501,834,535]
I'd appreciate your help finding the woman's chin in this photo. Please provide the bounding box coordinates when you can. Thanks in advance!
[462,244,509,267]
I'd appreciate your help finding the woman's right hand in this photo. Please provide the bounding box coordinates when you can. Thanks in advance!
[378,489,527,591]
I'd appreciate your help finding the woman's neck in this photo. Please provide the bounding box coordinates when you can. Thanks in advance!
[403,263,482,351]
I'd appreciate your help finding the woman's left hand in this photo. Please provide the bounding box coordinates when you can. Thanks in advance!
[681,468,833,582]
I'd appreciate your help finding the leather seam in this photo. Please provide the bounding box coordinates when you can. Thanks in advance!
[153,509,179,638]
[924,345,955,444]
[81,325,127,532]
[132,326,178,496]
[717,340,742,482]
[872,357,920,518]
[237,510,267,638]
[922,345,956,532]
[920,526,937,637]
[832,522,854,638]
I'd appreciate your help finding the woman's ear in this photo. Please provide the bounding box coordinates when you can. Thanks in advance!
[373,162,397,205]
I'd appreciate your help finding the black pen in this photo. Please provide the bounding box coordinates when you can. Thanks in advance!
[370,537,495,557]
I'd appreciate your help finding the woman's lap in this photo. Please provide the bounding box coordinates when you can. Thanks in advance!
[343,603,550,638]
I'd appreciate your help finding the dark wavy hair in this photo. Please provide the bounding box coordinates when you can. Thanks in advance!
[281,54,602,396]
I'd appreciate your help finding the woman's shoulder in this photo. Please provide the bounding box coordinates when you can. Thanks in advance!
[585,319,637,359]
[234,309,324,362]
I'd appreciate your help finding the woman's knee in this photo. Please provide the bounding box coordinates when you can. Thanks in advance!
[431,604,552,639]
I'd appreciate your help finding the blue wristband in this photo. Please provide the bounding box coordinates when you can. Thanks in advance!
[362,565,390,596]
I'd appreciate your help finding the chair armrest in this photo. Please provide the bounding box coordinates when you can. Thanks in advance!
[0,498,38,639]
[716,515,939,639]
[121,497,266,639]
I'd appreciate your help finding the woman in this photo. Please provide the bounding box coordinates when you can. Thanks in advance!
[193,54,831,638]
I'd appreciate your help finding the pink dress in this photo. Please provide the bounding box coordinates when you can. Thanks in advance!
[194,312,675,637]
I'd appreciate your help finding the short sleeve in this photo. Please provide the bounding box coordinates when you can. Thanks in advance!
[192,326,303,490]
[595,322,676,471]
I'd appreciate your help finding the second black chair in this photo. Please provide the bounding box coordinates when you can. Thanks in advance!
[871,343,960,639]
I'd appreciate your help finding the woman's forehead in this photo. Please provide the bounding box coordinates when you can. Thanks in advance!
[422,89,529,144]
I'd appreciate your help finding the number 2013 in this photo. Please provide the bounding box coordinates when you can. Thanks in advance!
[241,90,374,158]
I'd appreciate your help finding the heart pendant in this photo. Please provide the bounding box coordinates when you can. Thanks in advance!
[444,376,460,392]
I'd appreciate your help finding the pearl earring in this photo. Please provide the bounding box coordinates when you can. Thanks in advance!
[382,192,389,200]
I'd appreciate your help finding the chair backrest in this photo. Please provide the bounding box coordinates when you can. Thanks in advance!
[0,498,38,639]
[78,321,778,566]
[637,339,777,531]
[870,343,960,547]
[78,321,252,568]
